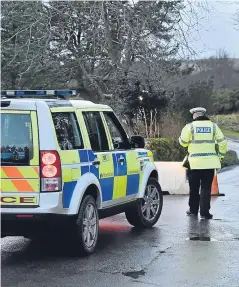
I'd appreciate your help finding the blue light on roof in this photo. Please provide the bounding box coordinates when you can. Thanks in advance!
[15,91,25,95]
[55,90,75,95]
[36,90,46,95]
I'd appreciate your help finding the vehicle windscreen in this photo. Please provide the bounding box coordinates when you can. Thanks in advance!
[1,113,33,166]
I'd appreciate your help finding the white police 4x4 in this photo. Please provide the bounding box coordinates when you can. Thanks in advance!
[1,90,163,254]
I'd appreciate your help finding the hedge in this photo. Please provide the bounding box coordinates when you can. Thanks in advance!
[146,138,186,161]
[221,150,239,168]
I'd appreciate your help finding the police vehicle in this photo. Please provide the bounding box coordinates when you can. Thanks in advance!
[0,90,163,254]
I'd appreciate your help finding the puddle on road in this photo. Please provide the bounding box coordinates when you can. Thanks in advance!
[187,236,218,242]
[122,270,146,279]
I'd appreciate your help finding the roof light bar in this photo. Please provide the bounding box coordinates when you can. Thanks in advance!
[1,90,78,99]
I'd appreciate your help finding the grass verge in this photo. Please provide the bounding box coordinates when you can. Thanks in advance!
[211,114,239,133]
[221,129,239,137]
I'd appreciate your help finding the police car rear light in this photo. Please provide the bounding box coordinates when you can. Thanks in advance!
[40,151,61,178]
[42,152,57,165]
[40,151,62,192]
[41,178,61,191]
[42,165,57,177]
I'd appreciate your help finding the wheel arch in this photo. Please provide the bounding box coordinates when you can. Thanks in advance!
[68,173,103,215]
[149,169,158,181]
[83,184,101,209]
[137,162,160,198]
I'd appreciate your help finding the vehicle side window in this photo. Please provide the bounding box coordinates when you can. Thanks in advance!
[83,112,109,152]
[103,112,130,150]
[52,112,84,150]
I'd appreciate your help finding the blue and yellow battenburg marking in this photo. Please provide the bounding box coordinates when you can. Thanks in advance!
[62,150,90,208]
[89,150,115,202]
[61,149,152,208]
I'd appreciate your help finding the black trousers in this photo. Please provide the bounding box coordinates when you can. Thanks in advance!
[187,169,215,215]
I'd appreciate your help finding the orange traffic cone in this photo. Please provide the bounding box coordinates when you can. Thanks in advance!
[211,171,225,196]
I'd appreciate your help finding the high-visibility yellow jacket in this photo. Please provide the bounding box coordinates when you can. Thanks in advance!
[179,119,227,169]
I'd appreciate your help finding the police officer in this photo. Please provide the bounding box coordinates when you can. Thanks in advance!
[179,107,227,219]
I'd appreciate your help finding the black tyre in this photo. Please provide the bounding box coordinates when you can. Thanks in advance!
[125,177,163,228]
[73,195,99,255]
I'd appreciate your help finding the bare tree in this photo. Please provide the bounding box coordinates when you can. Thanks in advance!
[43,1,183,98]
[235,9,239,29]
[1,0,215,101]
[1,1,52,89]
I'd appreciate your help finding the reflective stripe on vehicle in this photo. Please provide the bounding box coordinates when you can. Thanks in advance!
[0,179,39,192]
[1,166,39,179]
[0,167,40,193]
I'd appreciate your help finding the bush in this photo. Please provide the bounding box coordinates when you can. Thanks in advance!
[212,90,239,114]
[221,150,239,168]
[146,138,186,161]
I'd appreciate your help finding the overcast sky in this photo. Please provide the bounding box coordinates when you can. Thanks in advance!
[187,0,239,59]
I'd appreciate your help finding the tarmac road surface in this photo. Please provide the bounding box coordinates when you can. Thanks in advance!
[1,141,239,287]
[1,167,239,287]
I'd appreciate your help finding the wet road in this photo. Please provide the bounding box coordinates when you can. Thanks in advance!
[2,163,239,287]
[2,141,239,287]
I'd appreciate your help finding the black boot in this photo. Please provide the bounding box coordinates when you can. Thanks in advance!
[186,210,198,216]
[200,213,213,219]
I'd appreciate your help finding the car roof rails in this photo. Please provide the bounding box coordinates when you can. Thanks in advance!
[0,90,78,100]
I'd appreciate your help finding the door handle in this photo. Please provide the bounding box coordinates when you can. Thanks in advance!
[92,160,101,166]
[118,157,125,163]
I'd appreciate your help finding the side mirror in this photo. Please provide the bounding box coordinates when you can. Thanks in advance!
[131,135,145,149]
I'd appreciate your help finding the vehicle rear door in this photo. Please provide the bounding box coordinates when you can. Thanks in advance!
[50,108,87,208]
[0,110,40,207]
